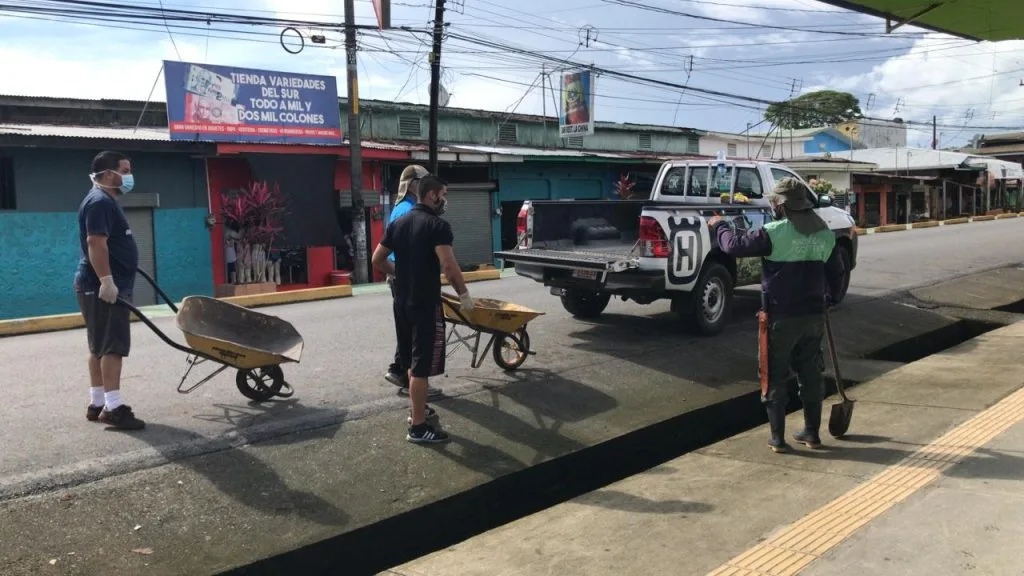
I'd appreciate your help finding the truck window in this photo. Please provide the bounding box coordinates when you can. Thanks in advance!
[735,167,764,198]
[661,167,687,196]
[770,167,816,205]
[689,166,710,197]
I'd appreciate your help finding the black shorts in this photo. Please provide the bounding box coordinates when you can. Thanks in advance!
[77,291,132,358]
[395,301,446,379]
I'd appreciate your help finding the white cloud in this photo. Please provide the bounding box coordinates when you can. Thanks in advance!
[816,34,1024,145]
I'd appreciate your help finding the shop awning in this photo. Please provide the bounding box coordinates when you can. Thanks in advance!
[813,1,1024,41]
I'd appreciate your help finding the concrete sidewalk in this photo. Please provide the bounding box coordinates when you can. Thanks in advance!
[386,319,1024,576]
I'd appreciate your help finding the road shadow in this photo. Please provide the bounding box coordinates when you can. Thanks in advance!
[574,489,715,515]
[111,422,349,528]
[191,398,346,446]
[430,369,612,473]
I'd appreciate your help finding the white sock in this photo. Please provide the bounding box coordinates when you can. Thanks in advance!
[104,390,123,411]
[90,387,104,407]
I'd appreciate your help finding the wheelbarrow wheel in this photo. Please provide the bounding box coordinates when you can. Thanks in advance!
[235,366,290,402]
[493,327,531,371]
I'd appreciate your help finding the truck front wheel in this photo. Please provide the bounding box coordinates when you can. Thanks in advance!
[674,262,733,336]
[561,289,611,319]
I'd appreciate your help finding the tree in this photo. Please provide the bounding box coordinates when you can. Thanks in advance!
[764,90,862,130]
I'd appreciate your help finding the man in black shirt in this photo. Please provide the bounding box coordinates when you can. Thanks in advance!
[372,176,475,444]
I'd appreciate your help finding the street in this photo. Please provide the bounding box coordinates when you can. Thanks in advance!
[0,220,1022,575]
[2,219,1022,498]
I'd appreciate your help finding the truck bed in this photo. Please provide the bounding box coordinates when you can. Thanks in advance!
[495,244,638,273]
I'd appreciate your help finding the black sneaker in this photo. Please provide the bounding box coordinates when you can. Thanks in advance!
[98,405,146,430]
[384,370,408,388]
[406,423,450,444]
[407,405,439,425]
[87,404,103,422]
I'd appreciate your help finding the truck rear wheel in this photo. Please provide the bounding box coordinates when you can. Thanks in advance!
[561,289,611,318]
[675,262,733,336]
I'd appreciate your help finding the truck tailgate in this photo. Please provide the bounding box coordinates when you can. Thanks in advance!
[495,246,638,272]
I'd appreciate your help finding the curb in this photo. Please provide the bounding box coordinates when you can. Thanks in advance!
[0,268,503,339]
[856,212,1020,235]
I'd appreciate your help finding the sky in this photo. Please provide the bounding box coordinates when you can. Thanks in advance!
[1,0,1023,148]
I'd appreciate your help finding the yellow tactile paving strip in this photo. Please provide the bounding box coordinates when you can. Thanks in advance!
[708,385,1024,576]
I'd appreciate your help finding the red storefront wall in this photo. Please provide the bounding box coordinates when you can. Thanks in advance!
[207,144,407,290]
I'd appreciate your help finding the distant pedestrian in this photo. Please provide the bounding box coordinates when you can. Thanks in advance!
[709,177,844,453]
[372,175,475,444]
[75,150,145,430]
[382,164,443,399]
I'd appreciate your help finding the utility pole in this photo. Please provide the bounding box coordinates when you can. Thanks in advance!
[932,115,937,150]
[427,0,446,173]
[344,0,367,284]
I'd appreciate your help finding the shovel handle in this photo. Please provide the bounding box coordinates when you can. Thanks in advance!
[824,307,849,402]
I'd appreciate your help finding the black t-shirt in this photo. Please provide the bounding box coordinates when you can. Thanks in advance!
[74,188,139,294]
[381,203,454,309]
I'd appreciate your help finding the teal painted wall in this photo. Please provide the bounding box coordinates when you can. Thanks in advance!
[0,212,80,320]
[0,209,214,320]
[154,208,214,301]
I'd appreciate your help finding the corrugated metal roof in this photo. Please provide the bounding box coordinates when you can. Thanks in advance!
[0,123,171,141]
[809,147,1024,179]
[0,123,408,150]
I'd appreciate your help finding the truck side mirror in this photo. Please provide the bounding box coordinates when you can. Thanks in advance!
[818,194,833,208]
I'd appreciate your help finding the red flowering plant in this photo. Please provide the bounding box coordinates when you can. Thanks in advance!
[221,181,287,284]
[614,172,637,200]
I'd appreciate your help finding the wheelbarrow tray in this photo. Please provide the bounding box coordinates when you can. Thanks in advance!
[441,292,544,334]
[174,296,304,370]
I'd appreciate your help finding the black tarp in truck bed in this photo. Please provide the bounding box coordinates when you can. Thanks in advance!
[496,199,644,271]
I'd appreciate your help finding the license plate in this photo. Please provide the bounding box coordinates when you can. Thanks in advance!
[572,269,598,280]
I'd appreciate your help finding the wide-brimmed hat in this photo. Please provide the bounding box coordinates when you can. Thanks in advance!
[396,164,429,203]
[769,177,827,234]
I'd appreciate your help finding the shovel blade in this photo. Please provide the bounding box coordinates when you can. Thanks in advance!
[828,400,855,438]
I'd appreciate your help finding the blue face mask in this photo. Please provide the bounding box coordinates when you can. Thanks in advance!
[118,173,135,194]
[91,170,134,194]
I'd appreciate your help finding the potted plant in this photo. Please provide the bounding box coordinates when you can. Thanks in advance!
[217,180,287,297]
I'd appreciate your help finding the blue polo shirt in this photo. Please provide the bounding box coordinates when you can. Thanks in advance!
[386,196,416,263]
[74,187,139,295]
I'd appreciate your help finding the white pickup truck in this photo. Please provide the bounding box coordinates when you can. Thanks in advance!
[494,159,858,336]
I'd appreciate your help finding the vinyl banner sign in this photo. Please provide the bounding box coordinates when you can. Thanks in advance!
[559,68,595,138]
[163,60,342,145]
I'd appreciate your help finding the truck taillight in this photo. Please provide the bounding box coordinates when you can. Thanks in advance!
[516,204,532,249]
[639,216,669,258]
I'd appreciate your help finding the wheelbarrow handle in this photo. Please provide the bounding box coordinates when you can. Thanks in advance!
[115,297,201,359]
[441,292,472,325]
[135,268,180,314]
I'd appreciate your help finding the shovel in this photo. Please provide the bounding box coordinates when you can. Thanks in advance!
[824,307,854,438]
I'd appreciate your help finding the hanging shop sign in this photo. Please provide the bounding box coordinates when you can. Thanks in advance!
[559,68,595,138]
[163,60,342,145]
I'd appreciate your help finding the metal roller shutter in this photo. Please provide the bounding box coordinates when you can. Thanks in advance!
[124,208,157,306]
[442,183,495,267]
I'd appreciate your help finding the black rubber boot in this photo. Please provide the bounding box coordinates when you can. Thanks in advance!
[793,401,823,449]
[766,402,791,454]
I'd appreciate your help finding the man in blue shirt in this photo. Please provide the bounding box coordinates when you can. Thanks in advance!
[74,150,145,431]
[383,164,444,401]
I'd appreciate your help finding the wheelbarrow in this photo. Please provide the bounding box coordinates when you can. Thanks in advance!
[118,269,303,402]
[440,291,544,371]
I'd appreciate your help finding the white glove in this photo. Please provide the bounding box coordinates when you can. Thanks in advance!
[98,275,119,304]
[459,291,475,313]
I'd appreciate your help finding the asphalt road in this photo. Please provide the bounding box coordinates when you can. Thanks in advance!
[1,218,1023,499]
